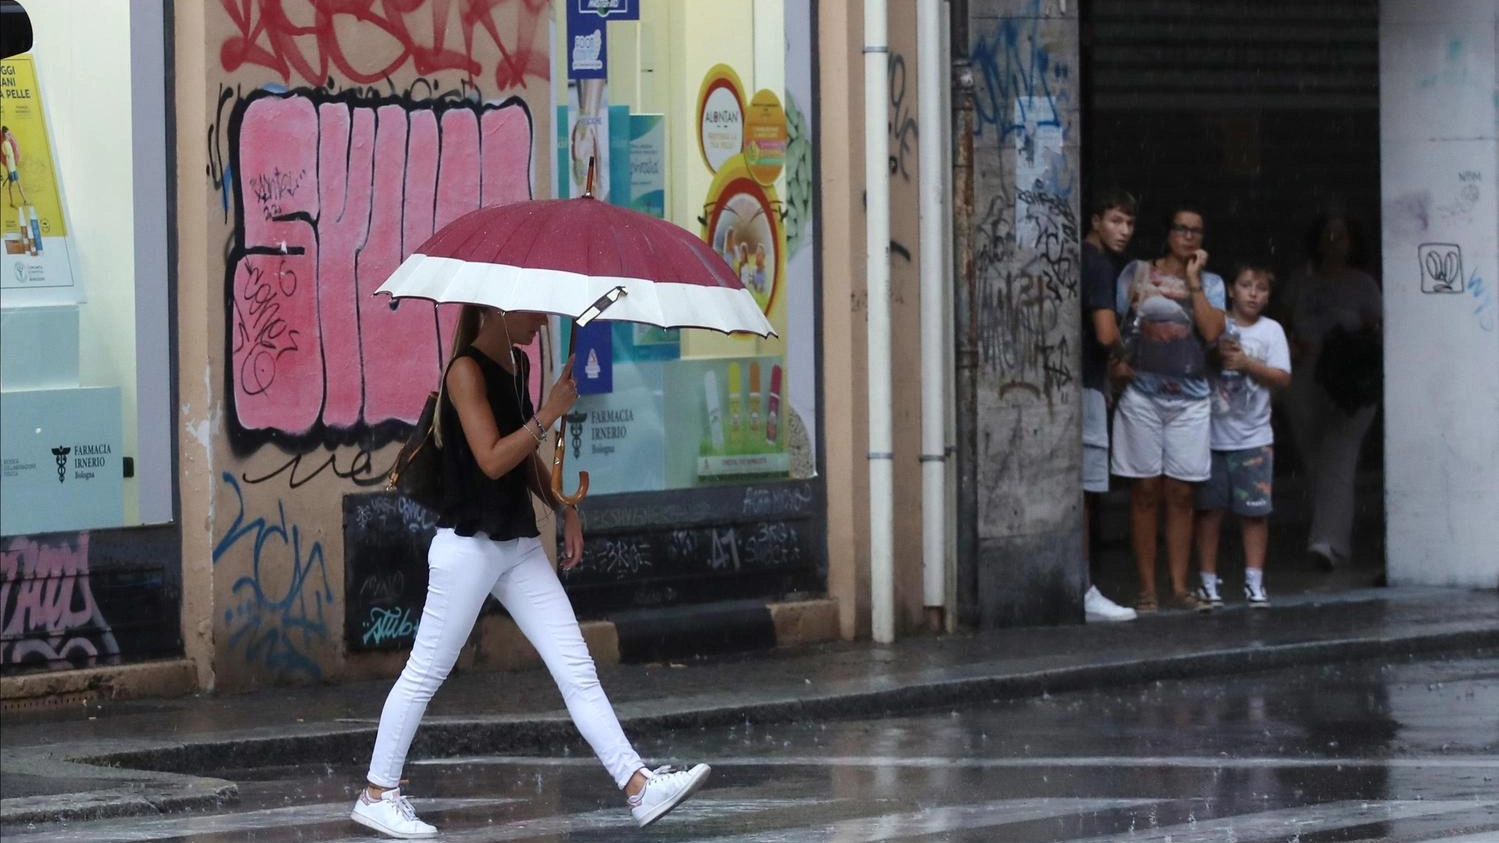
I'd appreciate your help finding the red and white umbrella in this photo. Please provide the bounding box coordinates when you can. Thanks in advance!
[375,195,775,338]
[375,174,774,505]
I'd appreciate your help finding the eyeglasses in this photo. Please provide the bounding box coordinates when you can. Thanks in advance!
[1169,225,1204,237]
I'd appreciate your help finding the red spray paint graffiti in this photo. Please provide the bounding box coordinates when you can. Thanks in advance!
[218,0,550,92]
[0,533,121,670]
[226,90,537,449]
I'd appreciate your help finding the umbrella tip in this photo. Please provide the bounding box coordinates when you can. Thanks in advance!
[585,156,596,198]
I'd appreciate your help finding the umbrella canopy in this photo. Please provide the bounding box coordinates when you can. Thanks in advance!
[375,196,776,338]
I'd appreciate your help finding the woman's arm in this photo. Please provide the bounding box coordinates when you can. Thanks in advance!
[446,358,574,480]
[1186,250,1226,343]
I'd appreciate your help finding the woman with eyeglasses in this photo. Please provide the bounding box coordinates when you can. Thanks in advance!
[1110,204,1227,614]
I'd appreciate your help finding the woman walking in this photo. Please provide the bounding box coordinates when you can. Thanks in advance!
[352,306,710,839]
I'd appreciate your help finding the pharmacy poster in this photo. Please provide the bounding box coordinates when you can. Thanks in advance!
[565,362,666,494]
[661,355,789,487]
[1,387,123,535]
[0,54,80,308]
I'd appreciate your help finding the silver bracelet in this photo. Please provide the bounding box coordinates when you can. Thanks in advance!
[525,417,543,442]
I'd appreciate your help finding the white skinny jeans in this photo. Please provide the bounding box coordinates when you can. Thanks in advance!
[366,529,644,790]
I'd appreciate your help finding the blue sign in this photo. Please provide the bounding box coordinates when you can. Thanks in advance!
[566,3,608,79]
[574,320,614,395]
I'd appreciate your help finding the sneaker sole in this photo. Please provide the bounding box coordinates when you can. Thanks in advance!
[635,765,712,828]
[1085,611,1138,622]
[350,810,437,839]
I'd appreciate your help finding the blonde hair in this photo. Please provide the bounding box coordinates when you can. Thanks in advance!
[432,304,485,448]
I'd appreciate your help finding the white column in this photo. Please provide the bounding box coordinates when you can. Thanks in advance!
[1379,0,1499,586]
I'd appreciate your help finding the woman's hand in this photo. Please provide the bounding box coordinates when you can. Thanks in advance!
[541,355,579,422]
[1186,248,1209,283]
[559,506,584,569]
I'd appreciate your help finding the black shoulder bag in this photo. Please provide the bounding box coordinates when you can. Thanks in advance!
[387,389,444,511]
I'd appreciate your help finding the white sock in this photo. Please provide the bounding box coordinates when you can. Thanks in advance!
[1245,568,1264,590]
[1201,572,1220,589]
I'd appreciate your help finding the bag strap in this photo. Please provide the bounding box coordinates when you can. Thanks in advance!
[430,353,463,449]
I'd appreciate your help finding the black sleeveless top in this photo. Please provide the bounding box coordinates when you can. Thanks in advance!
[434,346,540,540]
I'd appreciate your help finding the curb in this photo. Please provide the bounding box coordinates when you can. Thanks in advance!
[0,758,237,826]
[44,623,1496,775]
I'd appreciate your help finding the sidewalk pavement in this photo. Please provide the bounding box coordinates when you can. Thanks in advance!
[2,586,1495,826]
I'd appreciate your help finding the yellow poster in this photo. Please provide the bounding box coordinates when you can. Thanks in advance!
[1,53,79,305]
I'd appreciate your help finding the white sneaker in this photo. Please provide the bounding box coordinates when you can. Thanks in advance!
[1084,586,1137,622]
[629,763,711,827]
[351,787,437,839]
[1245,581,1271,609]
[1196,577,1224,609]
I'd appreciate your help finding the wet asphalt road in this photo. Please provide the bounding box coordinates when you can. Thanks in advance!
[4,654,1496,842]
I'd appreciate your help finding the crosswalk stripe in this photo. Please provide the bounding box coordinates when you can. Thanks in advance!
[413,753,1499,770]
[1065,800,1499,843]
[0,797,518,843]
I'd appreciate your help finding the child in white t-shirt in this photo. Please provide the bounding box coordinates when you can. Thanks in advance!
[1195,265,1292,608]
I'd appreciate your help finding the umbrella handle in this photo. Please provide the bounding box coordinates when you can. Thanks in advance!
[551,425,589,506]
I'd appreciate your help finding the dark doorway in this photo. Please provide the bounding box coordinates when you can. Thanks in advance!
[1079,0,1387,602]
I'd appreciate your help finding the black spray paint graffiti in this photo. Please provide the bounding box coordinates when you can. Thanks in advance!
[888,52,919,181]
[1419,243,1465,293]
[973,183,1078,404]
[240,446,392,490]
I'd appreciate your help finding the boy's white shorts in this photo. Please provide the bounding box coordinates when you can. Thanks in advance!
[1110,387,1211,482]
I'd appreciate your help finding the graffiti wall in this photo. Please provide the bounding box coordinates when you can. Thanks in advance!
[196,0,552,686]
[968,0,1085,626]
[1,530,180,674]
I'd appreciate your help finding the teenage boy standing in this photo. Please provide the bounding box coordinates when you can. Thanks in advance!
[1080,190,1138,622]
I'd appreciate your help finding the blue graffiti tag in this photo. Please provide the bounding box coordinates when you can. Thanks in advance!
[362,606,420,647]
[1470,269,1495,332]
[970,3,1070,140]
[212,473,333,681]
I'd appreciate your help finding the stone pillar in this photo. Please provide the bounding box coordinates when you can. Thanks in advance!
[1379,0,1499,587]
[964,0,1084,626]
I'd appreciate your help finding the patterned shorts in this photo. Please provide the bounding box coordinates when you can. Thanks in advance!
[1195,445,1274,517]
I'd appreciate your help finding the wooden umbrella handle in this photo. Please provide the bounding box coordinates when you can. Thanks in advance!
[551,425,589,506]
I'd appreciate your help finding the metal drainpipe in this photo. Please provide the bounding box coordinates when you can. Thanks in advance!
[918,0,949,628]
[864,0,895,645]
[949,0,980,629]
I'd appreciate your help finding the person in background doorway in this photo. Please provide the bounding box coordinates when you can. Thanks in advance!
[1080,188,1138,622]
[1195,264,1292,609]
[1111,204,1227,614]
[1280,214,1382,571]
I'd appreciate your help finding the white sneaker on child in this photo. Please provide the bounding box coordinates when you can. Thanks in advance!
[1244,581,1271,609]
[351,787,437,839]
[1084,586,1137,622]
[629,763,711,827]
[1196,576,1224,609]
